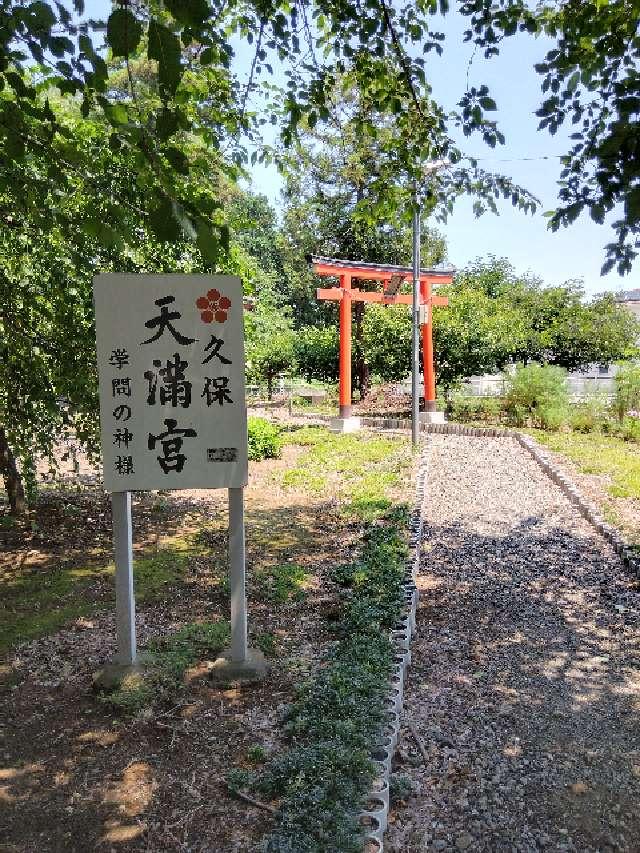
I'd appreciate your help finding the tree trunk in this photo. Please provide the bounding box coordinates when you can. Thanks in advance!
[0,427,26,515]
[267,374,274,401]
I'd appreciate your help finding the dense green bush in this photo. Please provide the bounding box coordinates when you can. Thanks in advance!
[247,417,282,461]
[618,415,640,443]
[449,394,504,423]
[504,363,569,429]
[569,388,610,433]
[614,363,640,422]
[294,326,339,383]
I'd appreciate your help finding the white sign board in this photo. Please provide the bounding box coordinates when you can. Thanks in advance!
[94,274,248,492]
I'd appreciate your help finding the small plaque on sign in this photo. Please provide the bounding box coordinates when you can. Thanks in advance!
[94,274,248,492]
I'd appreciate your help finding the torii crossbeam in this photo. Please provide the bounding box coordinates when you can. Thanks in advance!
[310,256,453,427]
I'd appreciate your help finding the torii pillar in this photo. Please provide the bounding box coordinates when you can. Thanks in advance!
[311,257,452,432]
[338,272,354,421]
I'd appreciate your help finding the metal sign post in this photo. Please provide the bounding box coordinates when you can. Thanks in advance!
[112,490,136,665]
[228,487,247,663]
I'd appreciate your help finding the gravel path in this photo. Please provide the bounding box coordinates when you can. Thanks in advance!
[387,435,640,853]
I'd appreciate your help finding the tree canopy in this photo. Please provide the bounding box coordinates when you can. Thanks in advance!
[3,0,640,512]
[0,1,637,274]
[461,0,640,274]
[434,257,640,388]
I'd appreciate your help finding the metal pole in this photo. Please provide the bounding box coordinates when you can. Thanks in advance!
[112,491,136,665]
[228,487,248,663]
[411,192,421,447]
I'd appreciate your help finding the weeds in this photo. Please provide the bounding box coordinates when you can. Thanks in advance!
[103,621,230,714]
[247,745,268,764]
[256,632,278,657]
[256,563,309,603]
[281,428,412,521]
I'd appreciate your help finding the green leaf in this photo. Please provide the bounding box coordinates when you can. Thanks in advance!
[163,146,189,174]
[196,219,219,265]
[148,19,183,98]
[149,196,182,242]
[6,72,30,99]
[164,0,210,27]
[27,1,56,35]
[81,218,121,248]
[479,96,497,111]
[107,8,143,58]
[98,98,128,126]
[156,107,180,141]
[624,187,640,224]
[4,129,25,159]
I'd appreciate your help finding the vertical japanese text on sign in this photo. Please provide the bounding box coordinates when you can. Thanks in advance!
[93,275,248,491]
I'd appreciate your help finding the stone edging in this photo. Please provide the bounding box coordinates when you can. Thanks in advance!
[418,422,639,572]
[348,420,637,849]
[358,455,427,852]
[513,432,639,573]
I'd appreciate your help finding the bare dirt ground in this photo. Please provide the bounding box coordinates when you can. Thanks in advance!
[1,424,414,853]
[0,446,358,852]
[388,434,640,853]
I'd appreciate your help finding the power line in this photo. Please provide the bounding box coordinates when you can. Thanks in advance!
[465,154,563,164]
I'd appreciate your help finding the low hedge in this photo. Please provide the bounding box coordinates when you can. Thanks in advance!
[234,506,410,852]
[248,416,283,461]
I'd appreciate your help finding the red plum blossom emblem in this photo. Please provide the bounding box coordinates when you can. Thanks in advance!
[196,289,231,323]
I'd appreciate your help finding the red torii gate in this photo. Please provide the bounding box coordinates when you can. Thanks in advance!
[311,256,453,424]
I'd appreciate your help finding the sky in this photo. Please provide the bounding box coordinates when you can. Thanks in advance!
[85,2,632,296]
[247,10,631,297]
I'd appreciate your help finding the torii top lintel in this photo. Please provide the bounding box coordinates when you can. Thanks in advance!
[310,255,455,284]
[309,255,455,421]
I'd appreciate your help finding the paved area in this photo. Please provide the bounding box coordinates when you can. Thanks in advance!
[388,435,640,853]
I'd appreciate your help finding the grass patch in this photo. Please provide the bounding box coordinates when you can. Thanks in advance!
[282,427,413,521]
[0,537,202,655]
[102,621,230,714]
[529,430,640,501]
[240,505,410,853]
[256,563,309,603]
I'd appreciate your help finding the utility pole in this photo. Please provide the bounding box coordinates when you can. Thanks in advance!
[411,193,421,447]
[411,159,450,448]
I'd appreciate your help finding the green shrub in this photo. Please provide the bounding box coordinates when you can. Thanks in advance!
[504,363,569,428]
[256,632,278,657]
[252,507,409,853]
[449,394,482,421]
[479,396,503,420]
[538,404,566,432]
[614,363,640,422]
[619,415,640,443]
[569,389,610,433]
[248,416,282,461]
[449,393,505,423]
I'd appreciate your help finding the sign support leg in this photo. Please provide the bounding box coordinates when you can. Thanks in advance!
[112,491,137,666]
[229,487,248,663]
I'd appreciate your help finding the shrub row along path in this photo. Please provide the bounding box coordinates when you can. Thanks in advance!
[388,434,640,853]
